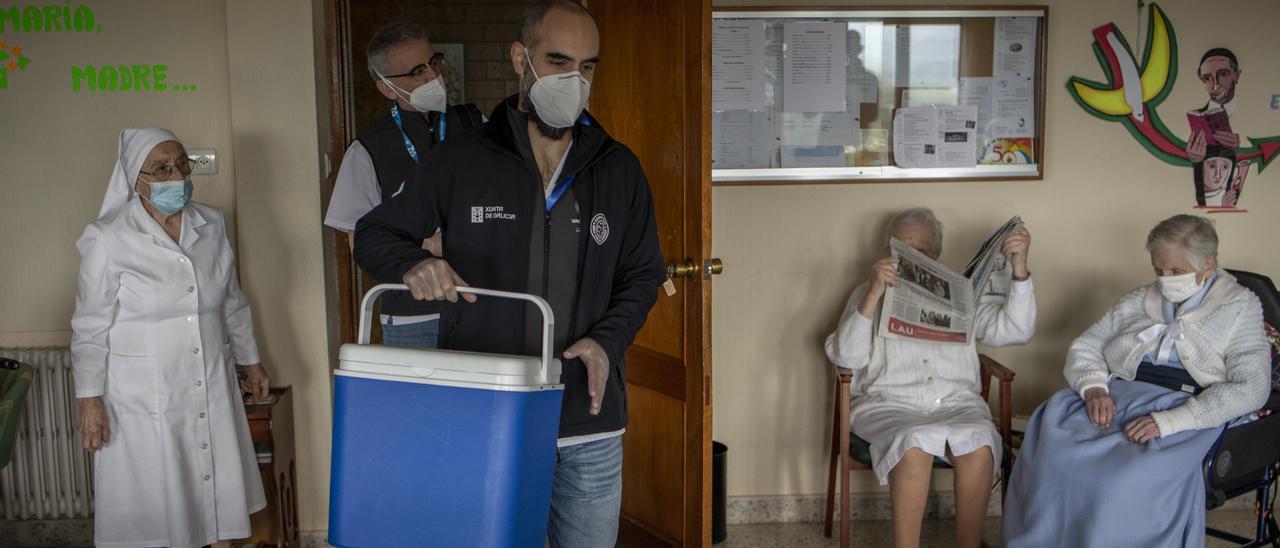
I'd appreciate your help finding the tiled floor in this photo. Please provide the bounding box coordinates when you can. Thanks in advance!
[2,509,1267,547]
[719,509,1263,547]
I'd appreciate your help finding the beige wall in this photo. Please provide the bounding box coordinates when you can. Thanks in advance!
[711,0,1280,498]
[0,0,337,532]
[224,0,333,532]
[0,0,237,347]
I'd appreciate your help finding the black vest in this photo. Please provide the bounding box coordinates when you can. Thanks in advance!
[356,102,483,317]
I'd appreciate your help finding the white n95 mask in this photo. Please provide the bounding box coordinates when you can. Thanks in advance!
[379,72,448,113]
[1158,272,1204,303]
[524,48,590,128]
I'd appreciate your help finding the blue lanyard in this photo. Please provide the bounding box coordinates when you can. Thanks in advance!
[546,174,576,215]
[389,103,448,165]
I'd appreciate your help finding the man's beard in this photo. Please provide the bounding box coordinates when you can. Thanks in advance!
[521,79,571,140]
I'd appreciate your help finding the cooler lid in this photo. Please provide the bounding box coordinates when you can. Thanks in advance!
[338,343,563,391]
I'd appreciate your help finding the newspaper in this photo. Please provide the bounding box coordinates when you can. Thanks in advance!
[962,216,1025,295]
[877,216,1024,345]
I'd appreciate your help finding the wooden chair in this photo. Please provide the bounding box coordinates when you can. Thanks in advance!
[822,354,1016,548]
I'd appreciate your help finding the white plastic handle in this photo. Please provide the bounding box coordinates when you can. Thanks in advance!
[357,284,556,385]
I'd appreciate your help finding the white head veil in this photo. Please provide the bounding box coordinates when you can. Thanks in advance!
[98,127,183,219]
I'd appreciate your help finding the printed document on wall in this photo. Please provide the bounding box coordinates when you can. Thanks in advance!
[779,112,861,147]
[780,145,846,168]
[935,105,978,168]
[893,107,938,168]
[993,17,1037,78]
[713,21,767,111]
[990,76,1035,138]
[713,110,773,169]
[959,77,993,143]
[782,21,847,112]
[892,105,977,168]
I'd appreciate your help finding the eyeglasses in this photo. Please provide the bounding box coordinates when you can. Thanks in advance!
[138,157,193,180]
[383,52,447,82]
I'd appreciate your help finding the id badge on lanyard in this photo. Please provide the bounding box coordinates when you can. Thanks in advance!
[390,102,447,165]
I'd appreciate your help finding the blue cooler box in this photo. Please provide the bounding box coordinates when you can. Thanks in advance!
[329,285,564,547]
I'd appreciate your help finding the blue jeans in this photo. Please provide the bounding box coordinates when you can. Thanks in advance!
[547,436,624,548]
[380,317,439,349]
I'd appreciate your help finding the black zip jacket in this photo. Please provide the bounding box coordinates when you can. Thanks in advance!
[354,95,666,438]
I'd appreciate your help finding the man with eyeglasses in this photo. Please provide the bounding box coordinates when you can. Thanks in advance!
[324,22,484,349]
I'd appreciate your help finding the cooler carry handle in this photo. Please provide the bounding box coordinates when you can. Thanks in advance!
[358,284,556,385]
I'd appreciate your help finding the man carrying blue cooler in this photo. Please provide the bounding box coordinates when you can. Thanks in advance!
[354,1,666,546]
[325,21,485,349]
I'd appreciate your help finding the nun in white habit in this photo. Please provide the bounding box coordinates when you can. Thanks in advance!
[824,208,1036,548]
[70,127,269,548]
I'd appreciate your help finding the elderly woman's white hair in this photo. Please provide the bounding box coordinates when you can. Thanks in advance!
[887,207,944,259]
[1145,214,1219,270]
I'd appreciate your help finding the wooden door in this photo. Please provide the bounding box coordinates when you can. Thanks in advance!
[320,0,358,345]
[587,0,713,546]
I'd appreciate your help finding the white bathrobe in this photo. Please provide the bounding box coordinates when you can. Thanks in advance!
[71,198,265,547]
[825,278,1036,483]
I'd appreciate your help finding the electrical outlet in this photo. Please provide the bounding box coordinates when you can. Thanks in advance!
[188,149,218,176]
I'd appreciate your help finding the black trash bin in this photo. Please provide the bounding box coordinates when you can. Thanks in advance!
[713,441,728,544]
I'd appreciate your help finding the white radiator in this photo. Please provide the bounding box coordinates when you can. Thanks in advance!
[0,347,94,519]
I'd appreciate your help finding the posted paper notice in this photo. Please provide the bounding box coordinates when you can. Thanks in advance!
[990,76,1035,138]
[892,105,978,168]
[994,17,1037,78]
[779,112,861,147]
[713,110,773,169]
[713,21,767,111]
[783,21,848,112]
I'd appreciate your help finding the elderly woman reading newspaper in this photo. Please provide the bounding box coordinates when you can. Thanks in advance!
[825,208,1035,548]
[1003,214,1270,548]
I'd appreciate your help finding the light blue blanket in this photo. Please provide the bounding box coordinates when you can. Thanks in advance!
[1003,379,1224,548]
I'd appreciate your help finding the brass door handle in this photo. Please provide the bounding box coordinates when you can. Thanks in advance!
[705,258,723,277]
[668,258,724,280]
[668,259,699,279]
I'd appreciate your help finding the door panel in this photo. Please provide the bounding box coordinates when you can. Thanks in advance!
[621,386,686,534]
[589,1,687,360]
[589,0,712,545]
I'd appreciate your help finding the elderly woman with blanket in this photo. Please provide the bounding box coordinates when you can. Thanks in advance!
[1004,214,1271,548]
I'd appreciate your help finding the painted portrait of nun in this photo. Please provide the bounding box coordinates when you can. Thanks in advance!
[1195,145,1236,207]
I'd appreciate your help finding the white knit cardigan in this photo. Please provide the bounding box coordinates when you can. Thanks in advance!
[1064,269,1271,437]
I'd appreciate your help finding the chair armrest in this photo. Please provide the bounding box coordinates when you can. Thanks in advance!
[979,354,1016,382]
[978,353,1016,493]
[835,367,853,383]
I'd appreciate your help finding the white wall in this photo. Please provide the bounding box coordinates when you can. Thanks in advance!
[711,0,1280,498]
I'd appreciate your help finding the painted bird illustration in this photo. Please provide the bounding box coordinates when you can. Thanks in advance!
[1067,4,1280,171]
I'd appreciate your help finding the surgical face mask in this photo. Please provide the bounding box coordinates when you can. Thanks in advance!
[379,72,447,113]
[143,178,192,216]
[523,48,590,128]
[1158,271,1204,303]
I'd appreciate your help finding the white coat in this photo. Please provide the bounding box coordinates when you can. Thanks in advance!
[70,199,265,547]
